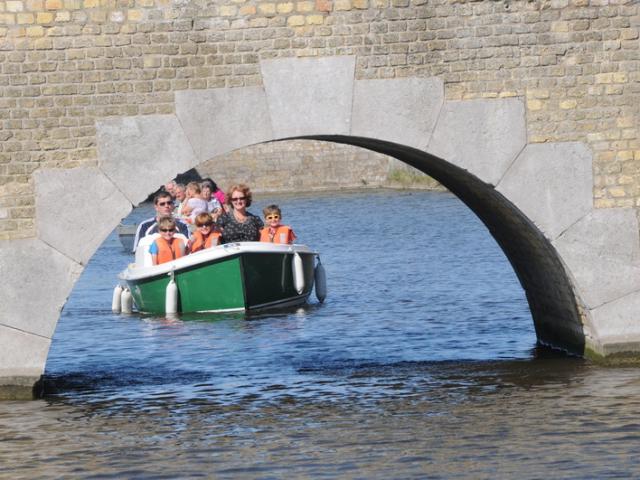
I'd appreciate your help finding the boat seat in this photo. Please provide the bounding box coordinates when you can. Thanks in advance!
[134,233,188,267]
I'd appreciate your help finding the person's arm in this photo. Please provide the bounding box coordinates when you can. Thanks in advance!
[132,219,151,253]
[149,240,159,265]
[133,224,143,253]
[175,220,190,239]
[288,228,297,245]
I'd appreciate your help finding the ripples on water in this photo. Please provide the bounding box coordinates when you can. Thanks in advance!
[2,190,640,478]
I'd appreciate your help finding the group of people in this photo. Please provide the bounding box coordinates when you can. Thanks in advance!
[133,181,296,266]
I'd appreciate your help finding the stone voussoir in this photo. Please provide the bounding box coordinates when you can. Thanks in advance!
[0,325,51,380]
[35,167,132,266]
[175,87,275,163]
[588,290,640,357]
[260,55,356,139]
[427,97,527,186]
[553,208,640,311]
[0,238,82,339]
[496,142,593,242]
[96,115,199,206]
[351,77,444,151]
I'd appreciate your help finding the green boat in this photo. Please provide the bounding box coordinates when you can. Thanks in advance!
[118,239,322,314]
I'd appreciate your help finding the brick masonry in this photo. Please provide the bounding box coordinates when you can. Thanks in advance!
[0,0,638,240]
[197,139,441,194]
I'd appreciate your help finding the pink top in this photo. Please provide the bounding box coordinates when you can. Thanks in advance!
[213,189,226,206]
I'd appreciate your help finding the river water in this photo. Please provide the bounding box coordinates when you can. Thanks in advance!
[2,190,640,478]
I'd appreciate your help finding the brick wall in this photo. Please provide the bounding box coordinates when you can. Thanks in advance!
[197,139,440,194]
[0,0,638,239]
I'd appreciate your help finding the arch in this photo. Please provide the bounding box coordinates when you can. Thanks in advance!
[2,55,640,397]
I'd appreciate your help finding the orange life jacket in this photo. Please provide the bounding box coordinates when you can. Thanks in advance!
[259,225,296,244]
[155,236,185,264]
[189,230,221,253]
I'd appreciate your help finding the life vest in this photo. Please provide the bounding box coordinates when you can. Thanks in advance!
[259,225,296,244]
[189,230,221,253]
[155,236,186,264]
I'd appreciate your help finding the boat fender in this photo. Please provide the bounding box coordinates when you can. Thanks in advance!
[166,276,179,314]
[314,259,327,303]
[121,287,133,314]
[112,284,123,313]
[292,252,305,294]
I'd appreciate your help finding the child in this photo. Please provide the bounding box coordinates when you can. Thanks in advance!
[149,216,187,265]
[180,181,209,224]
[259,205,297,245]
[188,212,222,253]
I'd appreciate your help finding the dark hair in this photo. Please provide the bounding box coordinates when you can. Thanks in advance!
[195,212,213,227]
[154,191,172,204]
[203,177,218,191]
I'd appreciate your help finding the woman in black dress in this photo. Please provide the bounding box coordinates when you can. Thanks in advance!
[216,184,264,243]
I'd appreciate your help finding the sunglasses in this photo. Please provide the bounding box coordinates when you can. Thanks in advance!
[159,228,176,232]
[231,196,246,202]
[197,223,213,228]
[157,201,173,207]
[266,215,280,220]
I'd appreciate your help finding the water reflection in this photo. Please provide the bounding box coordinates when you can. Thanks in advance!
[5,360,640,477]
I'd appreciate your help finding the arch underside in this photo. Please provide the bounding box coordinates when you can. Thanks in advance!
[305,135,586,354]
[4,54,640,397]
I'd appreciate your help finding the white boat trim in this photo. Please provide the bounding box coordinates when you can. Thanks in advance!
[119,242,317,282]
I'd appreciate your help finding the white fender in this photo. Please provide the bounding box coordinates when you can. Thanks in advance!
[314,259,327,303]
[292,252,305,294]
[121,288,133,314]
[112,284,123,313]
[166,277,179,314]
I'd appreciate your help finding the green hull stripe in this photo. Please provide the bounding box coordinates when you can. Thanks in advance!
[125,252,315,314]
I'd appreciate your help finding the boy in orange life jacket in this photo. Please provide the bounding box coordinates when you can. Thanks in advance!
[188,212,222,253]
[149,216,187,265]
[259,205,297,244]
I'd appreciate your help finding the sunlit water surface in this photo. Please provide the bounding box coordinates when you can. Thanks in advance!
[2,190,640,478]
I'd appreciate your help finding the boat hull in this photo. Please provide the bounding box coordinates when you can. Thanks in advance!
[119,243,317,314]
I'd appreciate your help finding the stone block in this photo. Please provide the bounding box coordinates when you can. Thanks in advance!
[0,325,51,379]
[589,291,640,352]
[96,115,198,206]
[175,87,274,162]
[352,77,443,151]
[427,97,527,186]
[34,167,132,265]
[260,56,356,138]
[496,142,593,241]
[553,208,640,310]
[0,238,81,339]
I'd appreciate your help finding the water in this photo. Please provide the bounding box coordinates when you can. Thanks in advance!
[2,190,640,478]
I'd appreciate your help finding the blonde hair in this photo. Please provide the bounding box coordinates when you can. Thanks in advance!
[186,181,201,196]
[263,204,281,218]
[157,216,176,230]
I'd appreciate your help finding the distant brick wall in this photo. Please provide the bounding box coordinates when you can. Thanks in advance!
[197,139,440,194]
[0,0,638,239]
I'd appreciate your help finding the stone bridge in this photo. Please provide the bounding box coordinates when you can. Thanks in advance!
[0,1,639,397]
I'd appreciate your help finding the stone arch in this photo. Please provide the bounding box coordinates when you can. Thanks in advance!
[3,55,640,396]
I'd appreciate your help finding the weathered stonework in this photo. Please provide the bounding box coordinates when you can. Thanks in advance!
[1,1,640,395]
[0,0,638,241]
